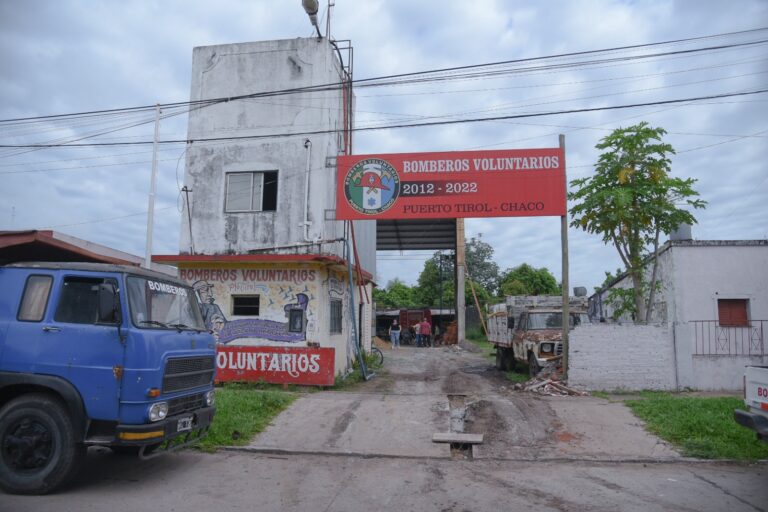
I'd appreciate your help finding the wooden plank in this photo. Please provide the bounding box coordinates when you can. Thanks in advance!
[432,433,484,444]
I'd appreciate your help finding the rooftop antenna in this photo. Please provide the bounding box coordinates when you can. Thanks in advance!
[326,0,335,39]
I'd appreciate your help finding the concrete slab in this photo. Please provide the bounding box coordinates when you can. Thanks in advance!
[432,433,484,444]
[249,345,683,463]
[249,391,451,458]
[540,396,681,460]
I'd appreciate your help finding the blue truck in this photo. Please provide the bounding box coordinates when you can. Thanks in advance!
[0,262,216,494]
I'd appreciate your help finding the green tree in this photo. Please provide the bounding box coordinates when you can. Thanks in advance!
[465,236,501,295]
[569,122,705,323]
[415,259,451,307]
[499,263,559,296]
[373,279,417,308]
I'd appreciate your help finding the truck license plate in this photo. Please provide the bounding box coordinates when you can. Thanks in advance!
[177,416,193,432]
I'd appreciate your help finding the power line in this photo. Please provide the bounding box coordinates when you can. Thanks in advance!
[2,89,765,149]
[1,27,765,125]
[29,206,176,230]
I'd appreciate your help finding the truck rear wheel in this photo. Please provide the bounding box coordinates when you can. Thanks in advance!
[495,347,515,371]
[0,393,85,495]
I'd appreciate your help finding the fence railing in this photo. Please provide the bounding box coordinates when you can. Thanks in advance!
[691,320,765,356]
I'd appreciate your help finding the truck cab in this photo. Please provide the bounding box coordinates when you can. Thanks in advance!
[511,309,588,376]
[0,262,216,494]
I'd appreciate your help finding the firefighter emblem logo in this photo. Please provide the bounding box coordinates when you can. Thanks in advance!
[343,158,400,215]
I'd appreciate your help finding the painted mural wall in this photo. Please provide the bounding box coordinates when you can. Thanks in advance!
[177,263,374,376]
[178,265,325,346]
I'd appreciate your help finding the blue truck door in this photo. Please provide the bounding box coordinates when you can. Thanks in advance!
[36,274,127,421]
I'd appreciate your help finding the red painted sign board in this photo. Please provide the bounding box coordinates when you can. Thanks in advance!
[216,346,335,386]
[336,148,566,220]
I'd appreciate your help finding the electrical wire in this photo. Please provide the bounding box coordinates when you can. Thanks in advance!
[2,88,764,149]
[1,27,765,125]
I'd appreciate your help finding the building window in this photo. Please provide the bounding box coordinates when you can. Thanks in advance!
[330,299,343,333]
[225,171,278,212]
[718,299,749,327]
[232,295,260,316]
[18,275,53,322]
[54,277,118,324]
[288,309,304,333]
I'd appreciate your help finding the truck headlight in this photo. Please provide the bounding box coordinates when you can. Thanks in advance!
[148,402,169,422]
[205,390,215,407]
[540,343,554,354]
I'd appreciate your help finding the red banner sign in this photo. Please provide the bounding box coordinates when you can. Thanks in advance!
[336,148,565,220]
[215,346,335,386]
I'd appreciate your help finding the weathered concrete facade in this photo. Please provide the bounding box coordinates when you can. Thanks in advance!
[179,37,375,273]
[159,38,375,378]
[585,240,768,391]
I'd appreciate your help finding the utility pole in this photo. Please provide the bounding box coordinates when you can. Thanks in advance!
[144,104,160,269]
[560,134,570,380]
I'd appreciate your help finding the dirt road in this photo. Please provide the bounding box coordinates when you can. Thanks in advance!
[249,343,679,461]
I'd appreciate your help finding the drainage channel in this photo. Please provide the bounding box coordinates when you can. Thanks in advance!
[447,393,473,460]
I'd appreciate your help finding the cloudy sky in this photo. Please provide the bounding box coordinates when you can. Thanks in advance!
[1,0,766,292]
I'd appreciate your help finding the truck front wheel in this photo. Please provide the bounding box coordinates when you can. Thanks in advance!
[528,353,541,378]
[0,393,85,495]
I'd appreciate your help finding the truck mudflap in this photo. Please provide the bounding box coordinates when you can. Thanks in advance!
[113,406,215,458]
[734,408,768,439]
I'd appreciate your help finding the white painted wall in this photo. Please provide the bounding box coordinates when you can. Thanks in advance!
[585,240,768,391]
[668,243,768,323]
[569,324,676,391]
[668,242,768,390]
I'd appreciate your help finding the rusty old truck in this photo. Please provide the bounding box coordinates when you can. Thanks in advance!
[486,296,588,377]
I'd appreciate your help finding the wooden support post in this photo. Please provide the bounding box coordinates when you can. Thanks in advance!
[456,219,466,344]
[466,265,488,338]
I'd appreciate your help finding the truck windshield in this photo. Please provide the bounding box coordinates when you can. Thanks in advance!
[126,276,206,330]
[527,312,589,330]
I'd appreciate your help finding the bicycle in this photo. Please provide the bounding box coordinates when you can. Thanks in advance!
[368,345,384,367]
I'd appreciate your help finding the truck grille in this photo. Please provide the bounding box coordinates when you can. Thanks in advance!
[168,393,205,416]
[163,356,215,393]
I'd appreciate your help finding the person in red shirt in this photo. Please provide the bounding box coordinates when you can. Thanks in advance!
[419,318,432,348]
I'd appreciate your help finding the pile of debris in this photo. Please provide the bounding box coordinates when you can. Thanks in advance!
[442,321,459,345]
[510,357,589,396]
[512,378,589,396]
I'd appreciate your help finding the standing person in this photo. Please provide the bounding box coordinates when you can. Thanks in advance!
[388,319,401,349]
[419,318,432,348]
[412,321,421,347]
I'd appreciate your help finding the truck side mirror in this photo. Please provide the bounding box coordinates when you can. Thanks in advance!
[97,283,121,324]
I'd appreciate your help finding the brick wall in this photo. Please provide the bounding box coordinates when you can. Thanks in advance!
[568,324,676,391]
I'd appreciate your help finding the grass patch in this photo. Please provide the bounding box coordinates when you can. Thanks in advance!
[195,384,296,452]
[330,369,366,390]
[625,392,768,460]
[465,328,496,360]
[591,391,611,400]
[505,370,529,384]
[329,351,386,390]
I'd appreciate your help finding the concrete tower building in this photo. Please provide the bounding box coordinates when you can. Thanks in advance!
[156,37,375,378]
